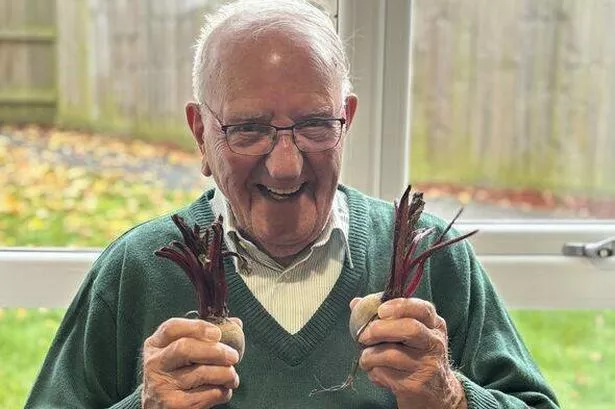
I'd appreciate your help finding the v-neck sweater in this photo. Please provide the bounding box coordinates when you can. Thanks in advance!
[194,187,368,369]
[25,185,560,409]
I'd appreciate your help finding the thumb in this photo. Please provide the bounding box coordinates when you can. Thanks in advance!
[349,297,362,310]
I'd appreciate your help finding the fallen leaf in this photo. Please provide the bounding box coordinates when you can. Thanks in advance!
[16,307,28,320]
[574,372,589,386]
[589,352,602,362]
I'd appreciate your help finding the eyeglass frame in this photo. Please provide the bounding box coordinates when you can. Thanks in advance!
[199,101,347,156]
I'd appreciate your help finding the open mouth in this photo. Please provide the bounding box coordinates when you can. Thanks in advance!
[257,183,306,201]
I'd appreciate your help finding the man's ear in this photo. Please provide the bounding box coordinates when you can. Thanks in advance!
[343,94,358,129]
[186,102,212,176]
[186,102,205,153]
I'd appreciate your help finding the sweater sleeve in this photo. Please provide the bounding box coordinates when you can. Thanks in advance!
[107,387,142,409]
[433,239,560,409]
[24,240,142,408]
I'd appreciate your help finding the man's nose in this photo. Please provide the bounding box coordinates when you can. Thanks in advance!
[264,131,303,179]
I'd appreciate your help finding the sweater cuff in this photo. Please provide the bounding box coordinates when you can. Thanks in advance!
[455,372,499,409]
[108,384,142,409]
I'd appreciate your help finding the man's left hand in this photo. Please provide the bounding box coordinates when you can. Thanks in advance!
[350,297,467,409]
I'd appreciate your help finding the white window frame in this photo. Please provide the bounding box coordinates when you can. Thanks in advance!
[1,0,614,309]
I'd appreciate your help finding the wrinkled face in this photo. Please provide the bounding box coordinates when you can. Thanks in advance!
[186,31,357,262]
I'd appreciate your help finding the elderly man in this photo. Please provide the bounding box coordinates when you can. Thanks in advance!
[26,1,559,408]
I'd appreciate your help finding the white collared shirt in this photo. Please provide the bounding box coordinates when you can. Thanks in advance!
[210,188,352,334]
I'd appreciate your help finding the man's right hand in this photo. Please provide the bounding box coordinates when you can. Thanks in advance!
[141,317,241,408]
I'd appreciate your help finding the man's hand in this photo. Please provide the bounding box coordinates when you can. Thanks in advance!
[141,317,242,409]
[350,297,467,409]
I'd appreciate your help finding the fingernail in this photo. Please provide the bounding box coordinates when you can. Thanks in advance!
[227,347,240,364]
[233,373,241,388]
[378,304,394,318]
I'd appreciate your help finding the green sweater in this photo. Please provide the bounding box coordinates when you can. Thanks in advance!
[25,185,559,409]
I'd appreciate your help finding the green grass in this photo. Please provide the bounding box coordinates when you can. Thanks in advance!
[510,310,615,409]
[1,308,613,408]
[0,308,64,409]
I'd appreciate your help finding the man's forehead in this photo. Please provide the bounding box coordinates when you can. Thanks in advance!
[221,97,336,121]
[205,27,340,109]
[218,30,314,68]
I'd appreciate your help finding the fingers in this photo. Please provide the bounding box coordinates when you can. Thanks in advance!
[182,385,234,408]
[148,386,234,409]
[355,299,461,407]
[155,337,239,371]
[146,318,222,348]
[359,343,422,373]
[361,354,464,408]
[172,363,240,390]
[377,298,440,329]
[142,317,243,408]
[364,365,427,395]
[359,317,445,353]
[357,298,447,360]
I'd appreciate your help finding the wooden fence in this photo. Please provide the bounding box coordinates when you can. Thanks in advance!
[55,0,217,148]
[0,0,56,123]
[0,0,613,194]
[410,0,615,194]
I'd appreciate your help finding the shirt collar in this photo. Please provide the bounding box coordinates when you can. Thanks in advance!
[209,186,353,269]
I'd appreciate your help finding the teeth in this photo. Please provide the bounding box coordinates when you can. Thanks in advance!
[266,185,302,195]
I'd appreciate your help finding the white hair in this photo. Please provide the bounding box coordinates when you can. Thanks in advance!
[191,0,352,106]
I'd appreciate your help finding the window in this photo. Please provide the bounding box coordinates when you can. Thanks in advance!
[339,1,614,406]
[338,0,615,309]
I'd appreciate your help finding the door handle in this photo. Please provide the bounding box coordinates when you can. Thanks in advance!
[562,236,615,259]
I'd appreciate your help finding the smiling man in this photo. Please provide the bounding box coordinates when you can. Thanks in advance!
[25,1,559,408]
[186,27,356,263]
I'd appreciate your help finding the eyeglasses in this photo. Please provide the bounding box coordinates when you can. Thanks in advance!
[201,102,346,156]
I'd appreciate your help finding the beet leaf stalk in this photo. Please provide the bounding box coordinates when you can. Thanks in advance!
[383,186,479,301]
[154,214,246,359]
[310,185,478,396]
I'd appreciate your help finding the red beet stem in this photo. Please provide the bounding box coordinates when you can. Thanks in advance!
[382,186,478,303]
[154,214,241,320]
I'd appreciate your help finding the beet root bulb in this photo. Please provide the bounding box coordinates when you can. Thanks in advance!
[217,318,245,361]
[349,292,384,343]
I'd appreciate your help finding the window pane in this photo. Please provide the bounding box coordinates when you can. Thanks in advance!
[410,0,615,221]
[408,3,615,407]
